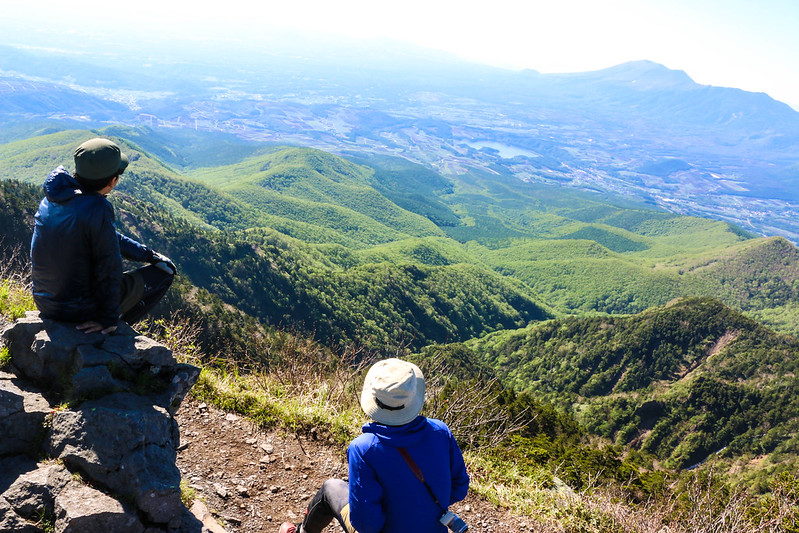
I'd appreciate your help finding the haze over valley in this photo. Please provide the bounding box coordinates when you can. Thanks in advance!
[2,35,799,243]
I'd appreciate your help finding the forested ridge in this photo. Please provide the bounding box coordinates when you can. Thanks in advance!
[3,127,799,495]
[460,297,799,479]
[4,128,799,337]
[0,176,549,353]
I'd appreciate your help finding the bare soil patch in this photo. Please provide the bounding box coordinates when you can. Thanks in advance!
[176,396,543,532]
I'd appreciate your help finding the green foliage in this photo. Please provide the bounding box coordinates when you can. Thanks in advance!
[179,479,197,507]
[352,237,474,267]
[0,279,35,320]
[560,225,649,253]
[747,472,799,532]
[681,237,799,334]
[0,179,41,253]
[189,147,446,246]
[465,297,799,471]
[32,507,56,533]
[5,128,799,494]
[354,154,461,227]
[0,346,11,369]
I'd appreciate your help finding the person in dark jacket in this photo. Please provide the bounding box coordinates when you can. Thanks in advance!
[31,137,175,334]
[279,358,470,533]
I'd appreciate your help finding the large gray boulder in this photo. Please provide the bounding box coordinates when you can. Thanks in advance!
[2,312,181,402]
[0,312,203,532]
[48,393,183,524]
[55,481,146,533]
[3,462,72,520]
[0,371,51,456]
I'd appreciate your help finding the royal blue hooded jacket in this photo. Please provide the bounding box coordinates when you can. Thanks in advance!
[347,416,469,533]
[31,166,152,328]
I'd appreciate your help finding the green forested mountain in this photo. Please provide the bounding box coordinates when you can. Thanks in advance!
[3,127,799,344]
[0,129,788,317]
[0,173,549,352]
[457,297,799,479]
[3,126,799,491]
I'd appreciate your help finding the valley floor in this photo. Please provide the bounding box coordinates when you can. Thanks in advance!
[176,397,539,532]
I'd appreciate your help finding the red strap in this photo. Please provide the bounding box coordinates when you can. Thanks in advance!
[397,447,444,511]
[398,447,425,482]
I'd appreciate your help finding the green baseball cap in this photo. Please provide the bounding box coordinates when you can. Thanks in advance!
[74,138,129,181]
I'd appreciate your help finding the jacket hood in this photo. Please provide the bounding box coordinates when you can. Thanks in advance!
[361,415,428,447]
[43,166,84,203]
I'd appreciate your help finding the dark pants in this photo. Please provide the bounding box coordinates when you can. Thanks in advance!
[119,264,174,325]
[300,479,356,533]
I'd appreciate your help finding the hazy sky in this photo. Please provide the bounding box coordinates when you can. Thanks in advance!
[4,0,799,109]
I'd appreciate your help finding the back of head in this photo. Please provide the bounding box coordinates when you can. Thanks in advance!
[74,138,129,190]
[360,358,426,426]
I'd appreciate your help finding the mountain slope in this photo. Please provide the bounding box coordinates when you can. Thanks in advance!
[464,297,799,473]
[189,147,446,246]
[4,128,799,338]
[538,61,799,142]
[4,129,799,485]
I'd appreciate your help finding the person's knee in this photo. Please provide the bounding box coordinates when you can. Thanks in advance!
[321,478,349,505]
[321,478,347,491]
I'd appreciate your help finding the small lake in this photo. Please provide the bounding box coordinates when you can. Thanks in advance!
[463,141,541,159]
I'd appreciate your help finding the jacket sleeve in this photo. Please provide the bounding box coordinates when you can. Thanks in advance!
[118,232,153,262]
[347,440,385,533]
[90,203,124,328]
[448,432,469,505]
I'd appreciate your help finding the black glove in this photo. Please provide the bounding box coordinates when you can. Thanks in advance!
[150,251,177,275]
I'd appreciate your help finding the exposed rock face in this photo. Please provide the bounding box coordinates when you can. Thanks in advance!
[0,311,202,532]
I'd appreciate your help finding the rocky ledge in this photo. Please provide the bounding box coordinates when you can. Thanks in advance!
[1,311,201,532]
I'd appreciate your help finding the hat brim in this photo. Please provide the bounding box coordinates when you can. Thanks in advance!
[119,152,129,174]
[360,361,425,426]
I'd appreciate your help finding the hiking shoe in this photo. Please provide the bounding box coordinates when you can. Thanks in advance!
[279,522,296,533]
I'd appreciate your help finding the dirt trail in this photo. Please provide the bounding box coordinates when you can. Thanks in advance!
[175,396,542,532]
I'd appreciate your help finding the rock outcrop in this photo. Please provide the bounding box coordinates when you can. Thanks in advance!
[1,311,202,532]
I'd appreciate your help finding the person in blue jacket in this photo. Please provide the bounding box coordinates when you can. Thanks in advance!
[279,358,470,533]
[31,137,176,335]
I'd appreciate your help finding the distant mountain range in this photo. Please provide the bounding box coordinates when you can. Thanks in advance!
[1,37,798,242]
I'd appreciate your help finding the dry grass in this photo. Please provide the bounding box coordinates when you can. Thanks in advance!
[133,312,799,533]
[0,242,34,321]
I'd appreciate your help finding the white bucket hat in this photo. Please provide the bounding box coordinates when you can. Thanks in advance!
[360,358,425,426]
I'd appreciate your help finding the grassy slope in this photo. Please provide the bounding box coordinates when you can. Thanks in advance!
[3,128,798,338]
[189,147,446,247]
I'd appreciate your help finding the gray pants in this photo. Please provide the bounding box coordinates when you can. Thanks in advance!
[119,264,174,325]
[300,479,356,533]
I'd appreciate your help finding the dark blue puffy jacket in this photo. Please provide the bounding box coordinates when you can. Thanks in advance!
[31,167,152,328]
[347,416,469,533]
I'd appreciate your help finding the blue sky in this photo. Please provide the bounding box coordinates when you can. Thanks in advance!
[4,0,799,110]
